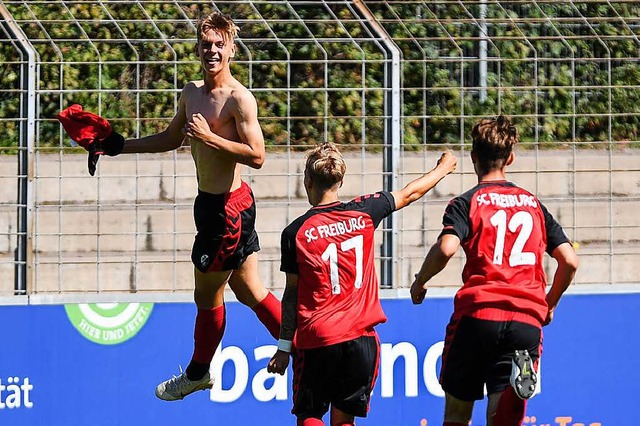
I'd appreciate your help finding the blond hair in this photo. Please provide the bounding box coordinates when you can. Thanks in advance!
[305,143,346,189]
[471,115,519,174]
[196,12,239,43]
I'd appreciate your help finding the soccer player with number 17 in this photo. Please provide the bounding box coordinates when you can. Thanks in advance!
[268,143,457,425]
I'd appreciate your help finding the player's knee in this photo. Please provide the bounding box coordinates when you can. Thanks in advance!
[330,407,355,426]
[444,393,474,424]
[229,277,268,307]
[230,285,261,307]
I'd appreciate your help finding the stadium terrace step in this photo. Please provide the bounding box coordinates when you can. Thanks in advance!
[1,150,639,295]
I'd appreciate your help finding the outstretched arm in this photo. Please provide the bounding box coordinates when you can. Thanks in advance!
[267,273,298,375]
[410,233,460,304]
[391,151,457,211]
[183,89,265,169]
[544,242,578,325]
[121,88,188,154]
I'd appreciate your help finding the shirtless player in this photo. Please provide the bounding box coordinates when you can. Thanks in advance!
[81,12,281,401]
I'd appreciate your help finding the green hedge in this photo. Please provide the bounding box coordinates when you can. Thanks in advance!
[1,1,638,152]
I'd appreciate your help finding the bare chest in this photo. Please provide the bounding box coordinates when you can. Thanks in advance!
[185,94,238,138]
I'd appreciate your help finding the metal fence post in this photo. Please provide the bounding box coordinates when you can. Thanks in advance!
[0,4,35,295]
[353,0,402,288]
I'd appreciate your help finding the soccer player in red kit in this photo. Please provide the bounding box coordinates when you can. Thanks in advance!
[410,115,579,426]
[268,143,457,426]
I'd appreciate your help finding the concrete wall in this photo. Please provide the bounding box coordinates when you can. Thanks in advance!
[0,148,638,295]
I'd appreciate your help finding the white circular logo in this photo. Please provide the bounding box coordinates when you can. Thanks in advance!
[65,303,153,345]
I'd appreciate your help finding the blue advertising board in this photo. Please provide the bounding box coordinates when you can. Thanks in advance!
[1,293,639,425]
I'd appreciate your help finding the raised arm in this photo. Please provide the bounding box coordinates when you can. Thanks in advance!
[410,233,461,304]
[185,88,265,169]
[391,151,457,211]
[267,272,298,375]
[120,87,189,154]
[544,242,578,325]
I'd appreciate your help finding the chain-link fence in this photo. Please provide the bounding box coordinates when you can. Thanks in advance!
[1,1,638,299]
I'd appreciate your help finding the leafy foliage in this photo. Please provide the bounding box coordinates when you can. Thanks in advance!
[2,1,638,152]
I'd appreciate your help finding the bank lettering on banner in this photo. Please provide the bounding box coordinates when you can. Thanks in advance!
[206,341,511,402]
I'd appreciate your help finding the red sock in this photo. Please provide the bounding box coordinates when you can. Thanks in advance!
[298,418,324,426]
[191,305,226,364]
[493,387,527,426]
[331,422,354,426]
[252,292,281,339]
[443,422,468,426]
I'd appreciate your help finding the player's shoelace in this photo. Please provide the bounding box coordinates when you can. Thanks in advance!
[164,372,191,395]
[159,366,195,397]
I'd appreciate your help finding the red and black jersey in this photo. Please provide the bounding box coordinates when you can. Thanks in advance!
[441,181,569,327]
[281,192,395,350]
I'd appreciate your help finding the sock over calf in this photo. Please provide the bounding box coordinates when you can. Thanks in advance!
[186,305,226,380]
[298,418,324,426]
[253,292,281,339]
[493,387,527,426]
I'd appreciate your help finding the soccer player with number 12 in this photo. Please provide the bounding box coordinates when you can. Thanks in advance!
[410,115,579,426]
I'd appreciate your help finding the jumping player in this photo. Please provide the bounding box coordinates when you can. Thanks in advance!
[410,115,579,426]
[268,143,457,425]
[61,12,282,401]
[152,12,282,401]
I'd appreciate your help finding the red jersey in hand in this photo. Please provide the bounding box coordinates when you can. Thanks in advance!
[57,104,112,149]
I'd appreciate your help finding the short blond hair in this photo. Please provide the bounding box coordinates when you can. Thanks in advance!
[305,143,346,189]
[196,12,239,43]
[471,115,519,173]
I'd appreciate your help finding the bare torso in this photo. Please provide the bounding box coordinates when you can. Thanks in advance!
[184,79,247,194]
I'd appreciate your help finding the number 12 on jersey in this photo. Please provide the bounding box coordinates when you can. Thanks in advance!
[321,235,364,294]
[489,209,536,267]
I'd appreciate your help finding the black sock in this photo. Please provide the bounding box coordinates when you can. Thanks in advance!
[185,361,209,381]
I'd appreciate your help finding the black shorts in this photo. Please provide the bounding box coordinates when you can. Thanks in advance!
[440,315,542,401]
[191,181,260,272]
[292,333,380,419]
